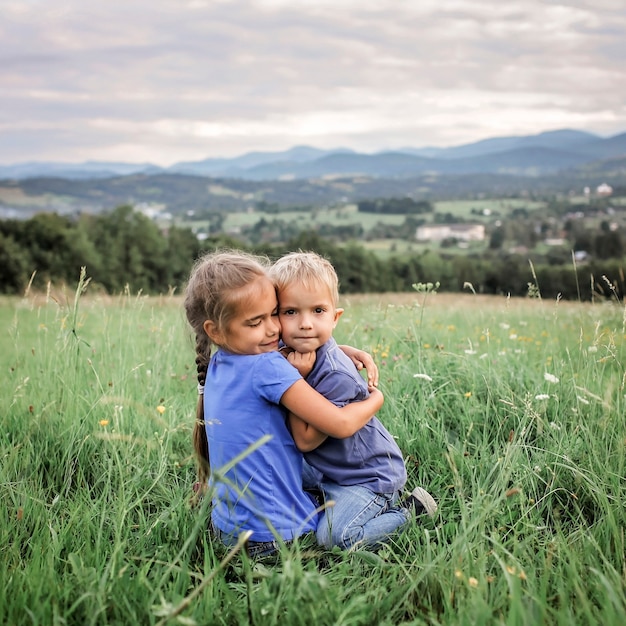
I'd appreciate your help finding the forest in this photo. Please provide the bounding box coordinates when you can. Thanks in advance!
[2,199,626,301]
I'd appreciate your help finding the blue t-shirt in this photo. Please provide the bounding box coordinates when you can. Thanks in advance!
[204,349,318,542]
[305,337,407,494]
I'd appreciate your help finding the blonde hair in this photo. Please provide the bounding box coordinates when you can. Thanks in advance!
[183,249,270,489]
[270,251,339,306]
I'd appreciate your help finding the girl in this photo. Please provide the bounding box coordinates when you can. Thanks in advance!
[184,250,383,557]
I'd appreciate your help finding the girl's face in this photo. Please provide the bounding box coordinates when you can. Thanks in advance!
[204,276,281,355]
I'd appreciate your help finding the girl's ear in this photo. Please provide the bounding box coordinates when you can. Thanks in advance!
[203,320,223,344]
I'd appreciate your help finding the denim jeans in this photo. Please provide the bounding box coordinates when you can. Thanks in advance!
[212,526,313,559]
[315,481,410,550]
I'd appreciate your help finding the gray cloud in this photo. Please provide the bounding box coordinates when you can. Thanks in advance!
[0,0,625,165]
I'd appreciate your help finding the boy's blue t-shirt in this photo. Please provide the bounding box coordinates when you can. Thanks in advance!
[305,337,407,494]
[204,349,318,542]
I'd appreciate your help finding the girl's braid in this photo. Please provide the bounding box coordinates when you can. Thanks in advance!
[193,333,211,490]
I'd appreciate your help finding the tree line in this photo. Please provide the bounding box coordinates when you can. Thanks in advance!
[357,198,433,215]
[1,205,625,301]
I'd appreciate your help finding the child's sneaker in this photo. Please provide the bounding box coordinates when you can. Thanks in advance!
[402,487,438,517]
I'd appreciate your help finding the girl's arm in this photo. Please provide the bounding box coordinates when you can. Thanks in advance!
[282,346,379,450]
[281,380,383,439]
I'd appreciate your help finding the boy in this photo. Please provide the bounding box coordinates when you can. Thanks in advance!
[270,252,437,550]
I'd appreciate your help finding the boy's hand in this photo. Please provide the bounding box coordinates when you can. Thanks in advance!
[287,350,316,378]
[279,345,294,359]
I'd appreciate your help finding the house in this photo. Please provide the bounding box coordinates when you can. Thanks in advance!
[416,223,485,242]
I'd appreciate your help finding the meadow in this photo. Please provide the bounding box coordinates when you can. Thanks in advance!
[218,199,550,233]
[1,277,625,625]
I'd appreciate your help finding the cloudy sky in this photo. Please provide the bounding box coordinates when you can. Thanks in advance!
[1,0,625,166]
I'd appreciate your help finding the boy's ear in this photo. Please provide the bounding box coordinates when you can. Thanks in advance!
[333,308,344,326]
[203,320,223,344]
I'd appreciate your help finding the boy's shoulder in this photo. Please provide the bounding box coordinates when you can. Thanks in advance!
[315,336,341,361]
[310,338,368,400]
[316,338,363,378]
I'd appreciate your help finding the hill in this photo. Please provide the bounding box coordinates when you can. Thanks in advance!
[0,128,625,218]
[1,128,625,182]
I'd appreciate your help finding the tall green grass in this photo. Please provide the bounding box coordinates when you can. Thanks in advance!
[2,279,625,625]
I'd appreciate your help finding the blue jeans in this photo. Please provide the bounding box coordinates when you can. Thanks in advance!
[212,526,313,558]
[315,481,410,550]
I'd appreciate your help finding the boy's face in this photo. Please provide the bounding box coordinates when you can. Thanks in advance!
[277,282,343,353]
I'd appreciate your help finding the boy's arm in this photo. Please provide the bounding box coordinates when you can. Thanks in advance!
[285,350,328,451]
[289,413,328,452]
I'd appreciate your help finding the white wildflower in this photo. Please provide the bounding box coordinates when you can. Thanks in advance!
[535,394,550,401]
[509,333,518,340]
[577,396,590,405]
[464,349,477,355]
[587,346,598,353]
[544,372,559,384]
[549,422,561,430]
[413,373,433,382]
[499,323,510,330]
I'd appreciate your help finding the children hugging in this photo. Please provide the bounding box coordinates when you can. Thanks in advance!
[184,249,436,559]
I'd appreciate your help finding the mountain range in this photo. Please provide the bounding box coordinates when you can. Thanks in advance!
[2,129,625,182]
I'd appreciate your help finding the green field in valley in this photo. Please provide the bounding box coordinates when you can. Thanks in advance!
[217,198,548,235]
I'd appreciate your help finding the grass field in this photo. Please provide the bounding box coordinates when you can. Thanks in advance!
[2,279,625,625]
[217,199,545,237]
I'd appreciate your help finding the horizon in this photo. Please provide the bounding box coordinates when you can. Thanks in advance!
[1,126,623,169]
